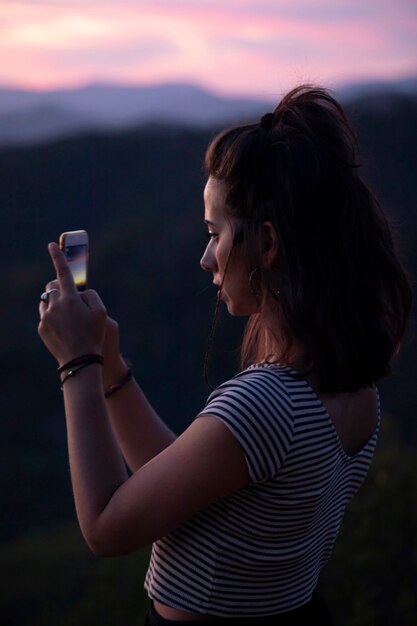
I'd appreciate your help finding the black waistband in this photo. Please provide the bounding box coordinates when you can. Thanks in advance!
[145,592,333,626]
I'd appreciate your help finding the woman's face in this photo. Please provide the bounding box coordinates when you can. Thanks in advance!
[200,177,258,316]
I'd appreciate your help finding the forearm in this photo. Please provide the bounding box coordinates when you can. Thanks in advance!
[104,358,177,472]
[62,363,129,547]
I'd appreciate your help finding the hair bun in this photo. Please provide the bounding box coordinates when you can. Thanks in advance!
[260,112,275,132]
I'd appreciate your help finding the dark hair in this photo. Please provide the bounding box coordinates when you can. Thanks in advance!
[204,85,412,392]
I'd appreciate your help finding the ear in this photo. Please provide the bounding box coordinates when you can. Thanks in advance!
[261,221,279,268]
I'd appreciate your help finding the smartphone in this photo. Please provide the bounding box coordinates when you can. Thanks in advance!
[59,230,89,291]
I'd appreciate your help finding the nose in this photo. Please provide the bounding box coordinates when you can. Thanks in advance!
[200,242,216,273]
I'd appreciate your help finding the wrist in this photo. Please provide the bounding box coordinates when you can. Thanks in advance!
[60,361,104,391]
[58,353,104,375]
[104,355,133,398]
[103,354,130,390]
[57,347,103,370]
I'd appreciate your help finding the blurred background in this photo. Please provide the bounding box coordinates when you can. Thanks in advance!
[0,1,416,625]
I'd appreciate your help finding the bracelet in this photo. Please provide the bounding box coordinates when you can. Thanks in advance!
[60,361,102,390]
[57,354,103,374]
[104,367,133,398]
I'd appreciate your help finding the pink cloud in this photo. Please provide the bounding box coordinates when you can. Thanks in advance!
[0,1,415,94]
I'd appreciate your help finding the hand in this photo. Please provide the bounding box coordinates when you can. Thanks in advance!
[38,243,107,366]
[42,277,128,388]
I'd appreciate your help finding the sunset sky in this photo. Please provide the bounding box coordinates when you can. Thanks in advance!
[1,0,416,98]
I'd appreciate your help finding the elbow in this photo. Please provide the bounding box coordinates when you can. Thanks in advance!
[85,529,130,557]
[84,533,112,557]
[88,541,124,558]
[81,503,150,556]
[78,521,116,557]
[86,535,130,557]
[84,522,144,557]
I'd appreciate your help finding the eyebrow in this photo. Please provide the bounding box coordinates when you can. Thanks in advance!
[204,219,218,227]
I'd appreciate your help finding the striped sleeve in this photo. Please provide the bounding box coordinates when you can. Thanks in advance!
[196,369,294,483]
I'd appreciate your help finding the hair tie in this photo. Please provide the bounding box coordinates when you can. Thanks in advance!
[260,112,275,132]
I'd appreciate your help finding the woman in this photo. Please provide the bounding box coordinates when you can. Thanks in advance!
[38,86,411,625]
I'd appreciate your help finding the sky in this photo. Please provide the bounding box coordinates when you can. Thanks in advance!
[1,0,416,99]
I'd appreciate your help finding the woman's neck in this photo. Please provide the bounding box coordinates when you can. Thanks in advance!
[264,329,306,368]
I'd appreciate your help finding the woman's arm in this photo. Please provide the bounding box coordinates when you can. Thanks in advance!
[101,317,176,471]
[39,244,249,557]
[43,284,177,473]
[104,353,177,472]
[61,363,129,546]
[61,361,248,557]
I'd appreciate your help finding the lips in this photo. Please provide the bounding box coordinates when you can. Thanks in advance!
[213,281,224,301]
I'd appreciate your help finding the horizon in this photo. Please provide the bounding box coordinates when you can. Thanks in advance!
[1,0,416,100]
[0,73,416,100]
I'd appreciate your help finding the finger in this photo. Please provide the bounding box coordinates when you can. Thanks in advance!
[39,288,59,316]
[48,242,78,296]
[46,288,60,305]
[80,289,107,312]
[45,279,60,293]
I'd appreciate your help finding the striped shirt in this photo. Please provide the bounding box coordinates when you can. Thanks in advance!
[144,363,380,616]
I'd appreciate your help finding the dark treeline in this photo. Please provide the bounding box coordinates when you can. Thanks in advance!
[0,92,416,625]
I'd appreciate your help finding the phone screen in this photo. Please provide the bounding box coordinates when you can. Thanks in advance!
[64,243,88,290]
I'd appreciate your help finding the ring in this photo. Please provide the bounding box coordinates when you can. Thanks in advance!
[40,289,58,303]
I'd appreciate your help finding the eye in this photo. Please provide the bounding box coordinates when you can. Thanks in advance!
[205,231,219,242]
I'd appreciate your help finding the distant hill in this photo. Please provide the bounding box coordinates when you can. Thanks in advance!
[0,77,416,146]
[0,82,273,145]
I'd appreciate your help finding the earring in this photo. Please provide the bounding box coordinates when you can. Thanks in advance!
[249,268,280,299]
[249,268,261,297]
